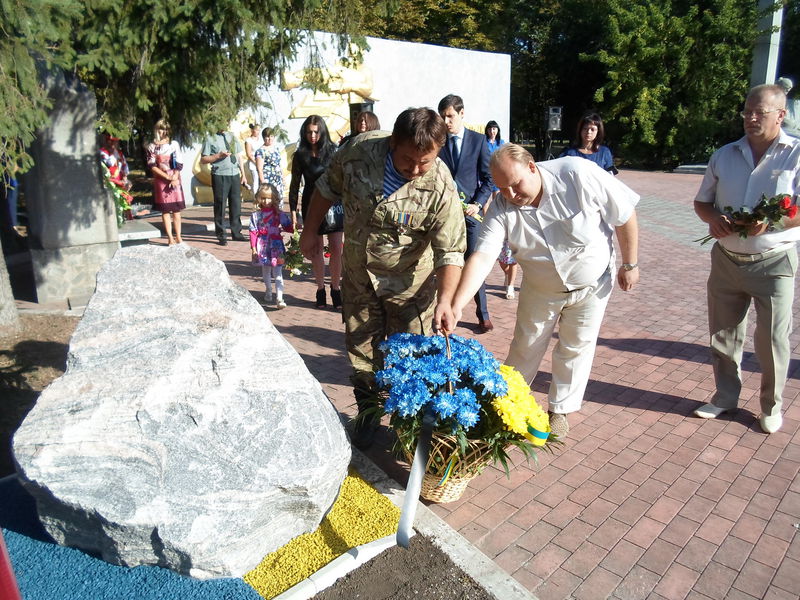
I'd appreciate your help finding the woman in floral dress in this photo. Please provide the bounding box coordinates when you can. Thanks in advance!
[254,126,284,197]
[146,119,186,244]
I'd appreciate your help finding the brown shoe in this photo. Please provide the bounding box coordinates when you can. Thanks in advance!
[549,412,569,439]
[478,319,494,333]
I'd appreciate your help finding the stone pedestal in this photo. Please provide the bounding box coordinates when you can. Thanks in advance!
[22,69,118,305]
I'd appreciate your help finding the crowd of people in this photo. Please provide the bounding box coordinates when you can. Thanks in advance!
[106,82,797,447]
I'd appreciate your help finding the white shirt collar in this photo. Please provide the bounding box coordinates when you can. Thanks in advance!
[449,127,465,140]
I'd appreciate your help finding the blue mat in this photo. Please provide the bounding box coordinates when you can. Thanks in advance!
[1,476,262,600]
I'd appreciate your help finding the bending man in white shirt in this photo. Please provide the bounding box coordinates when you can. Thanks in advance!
[439,144,640,439]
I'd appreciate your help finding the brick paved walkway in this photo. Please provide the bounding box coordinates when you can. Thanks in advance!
[134,169,799,599]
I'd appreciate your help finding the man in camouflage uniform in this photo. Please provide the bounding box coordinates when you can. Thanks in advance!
[300,107,466,448]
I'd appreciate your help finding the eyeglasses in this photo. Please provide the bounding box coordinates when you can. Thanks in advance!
[740,109,782,119]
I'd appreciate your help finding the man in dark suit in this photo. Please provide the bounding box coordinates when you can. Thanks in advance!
[438,94,495,332]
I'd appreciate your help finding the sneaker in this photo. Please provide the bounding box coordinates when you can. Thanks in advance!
[549,412,569,439]
[693,403,734,419]
[758,413,782,434]
[505,286,515,300]
[331,288,342,308]
[315,288,327,308]
[263,292,273,304]
[276,299,287,309]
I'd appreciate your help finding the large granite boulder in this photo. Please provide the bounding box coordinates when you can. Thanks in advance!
[13,245,351,578]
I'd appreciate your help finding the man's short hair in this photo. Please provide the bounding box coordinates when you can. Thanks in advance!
[490,143,534,170]
[748,84,787,109]
[437,94,464,115]
[392,108,448,151]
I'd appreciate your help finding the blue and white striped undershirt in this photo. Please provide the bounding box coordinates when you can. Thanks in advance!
[383,151,410,199]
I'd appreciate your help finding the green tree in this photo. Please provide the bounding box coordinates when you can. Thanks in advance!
[0,0,392,328]
[363,0,507,50]
[513,0,607,151]
[591,0,758,167]
[0,0,79,177]
[778,1,799,84]
[1,0,395,182]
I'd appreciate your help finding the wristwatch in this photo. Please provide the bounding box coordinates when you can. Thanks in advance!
[622,263,638,271]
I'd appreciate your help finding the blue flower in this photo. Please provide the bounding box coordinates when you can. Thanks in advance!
[376,332,505,431]
[454,388,480,429]
[432,392,459,418]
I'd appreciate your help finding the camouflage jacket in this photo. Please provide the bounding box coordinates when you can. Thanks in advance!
[316,132,465,301]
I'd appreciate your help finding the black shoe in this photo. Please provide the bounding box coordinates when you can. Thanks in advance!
[315,288,327,308]
[331,288,342,308]
[478,319,494,333]
[218,237,228,246]
[231,233,246,241]
[352,422,378,451]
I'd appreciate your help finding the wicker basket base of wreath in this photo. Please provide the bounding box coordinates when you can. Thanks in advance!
[404,433,496,503]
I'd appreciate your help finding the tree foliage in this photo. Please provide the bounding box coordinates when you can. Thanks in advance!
[72,0,370,140]
[0,0,395,182]
[592,0,758,167]
[778,1,799,85]
[368,0,771,167]
[0,0,79,176]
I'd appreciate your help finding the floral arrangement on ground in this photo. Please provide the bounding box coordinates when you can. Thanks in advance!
[283,231,311,277]
[373,333,559,492]
[100,162,132,227]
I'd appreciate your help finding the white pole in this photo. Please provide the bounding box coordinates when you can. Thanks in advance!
[750,0,784,87]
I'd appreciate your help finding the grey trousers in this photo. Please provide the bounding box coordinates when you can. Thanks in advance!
[707,243,797,416]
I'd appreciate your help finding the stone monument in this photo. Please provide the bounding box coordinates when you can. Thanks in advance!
[22,68,118,307]
[13,245,351,578]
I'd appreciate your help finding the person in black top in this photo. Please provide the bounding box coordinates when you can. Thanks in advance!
[289,115,342,308]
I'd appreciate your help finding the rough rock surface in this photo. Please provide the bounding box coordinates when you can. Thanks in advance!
[12,245,351,578]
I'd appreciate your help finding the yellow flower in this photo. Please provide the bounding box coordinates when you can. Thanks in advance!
[493,365,550,446]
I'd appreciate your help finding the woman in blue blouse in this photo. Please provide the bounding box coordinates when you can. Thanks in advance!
[559,112,618,174]
[484,120,504,154]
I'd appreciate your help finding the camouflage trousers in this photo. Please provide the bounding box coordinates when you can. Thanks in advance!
[342,270,437,419]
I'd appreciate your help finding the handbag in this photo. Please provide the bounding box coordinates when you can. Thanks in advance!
[318,202,344,235]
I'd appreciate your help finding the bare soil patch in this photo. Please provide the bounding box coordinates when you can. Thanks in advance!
[0,314,78,476]
[312,534,493,600]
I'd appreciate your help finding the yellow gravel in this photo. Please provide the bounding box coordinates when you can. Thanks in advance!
[243,469,400,598]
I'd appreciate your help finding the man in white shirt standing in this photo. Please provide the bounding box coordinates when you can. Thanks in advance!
[439,143,640,439]
[693,83,800,434]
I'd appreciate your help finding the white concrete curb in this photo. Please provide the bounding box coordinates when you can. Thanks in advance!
[273,534,401,600]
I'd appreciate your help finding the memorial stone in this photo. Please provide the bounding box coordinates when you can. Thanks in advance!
[13,245,351,578]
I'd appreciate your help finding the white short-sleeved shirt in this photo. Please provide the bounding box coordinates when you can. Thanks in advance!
[694,131,800,253]
[476,157,639,291]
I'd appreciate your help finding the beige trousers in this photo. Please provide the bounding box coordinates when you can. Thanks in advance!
[505,269,613,414]
[707,243,797,416]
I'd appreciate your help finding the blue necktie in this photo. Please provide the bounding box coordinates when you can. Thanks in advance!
[451,136,460,169]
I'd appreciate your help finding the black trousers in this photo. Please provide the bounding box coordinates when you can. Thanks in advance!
[466,217,490,321]
[211,173,241,239]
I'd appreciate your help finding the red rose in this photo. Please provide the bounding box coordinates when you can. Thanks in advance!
[788,205,798,219]
[780,195,791,209]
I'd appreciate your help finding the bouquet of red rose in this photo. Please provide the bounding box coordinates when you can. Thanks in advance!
[696,193,798,245]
